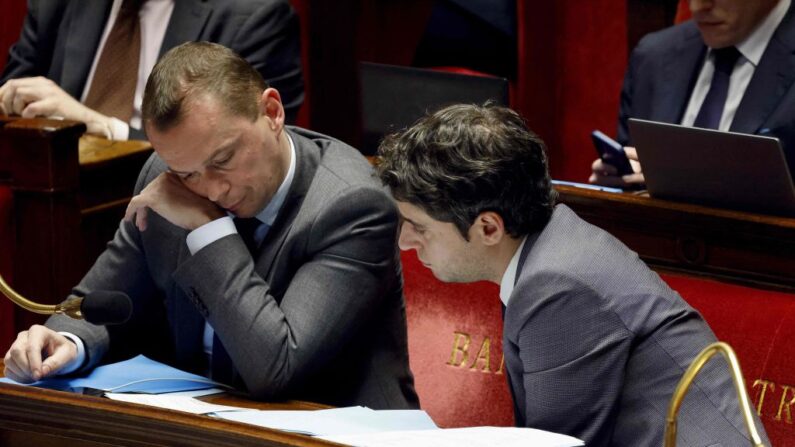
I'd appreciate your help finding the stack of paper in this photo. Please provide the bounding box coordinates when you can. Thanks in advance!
[320,426,585,447]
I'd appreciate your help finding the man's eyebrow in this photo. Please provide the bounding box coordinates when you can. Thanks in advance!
[205,137,239,163]
[401,216,424,228]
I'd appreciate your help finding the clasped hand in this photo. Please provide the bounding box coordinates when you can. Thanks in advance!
[124,172,225,231]
[4,325,76,383]
[0,76,114,137]
[589,146,646,187]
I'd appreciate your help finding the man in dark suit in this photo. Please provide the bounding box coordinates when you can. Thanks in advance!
[0,0,303,140]
[3,42,418,409]
[591,0,795,186]
[377,103,769,445]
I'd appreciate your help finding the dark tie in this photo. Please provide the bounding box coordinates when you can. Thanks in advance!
[234,217,263,255]
[83,0,143,123]
[211,333,235,385]
[692,46,742,130]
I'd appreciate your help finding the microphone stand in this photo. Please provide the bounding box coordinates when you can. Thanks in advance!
[0,273,84,319]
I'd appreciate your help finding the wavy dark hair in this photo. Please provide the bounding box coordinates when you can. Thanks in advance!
[142,42,267,132]
[377,103,556,239]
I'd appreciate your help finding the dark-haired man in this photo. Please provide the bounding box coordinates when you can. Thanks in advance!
[591,0,795,186]
[4,42,418,409]
[377,103,769,445]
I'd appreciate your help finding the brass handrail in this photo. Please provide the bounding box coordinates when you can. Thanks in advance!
[664,341,765,447]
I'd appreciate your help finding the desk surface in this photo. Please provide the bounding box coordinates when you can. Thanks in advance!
[0,359,340,447]
[555,184,795,290]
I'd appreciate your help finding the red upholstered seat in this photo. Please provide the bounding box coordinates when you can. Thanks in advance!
[661,273,795,445]
[402,250,514,428]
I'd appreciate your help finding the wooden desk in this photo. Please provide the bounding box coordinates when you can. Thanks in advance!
[555,185,795,290]
[0,360,340,447]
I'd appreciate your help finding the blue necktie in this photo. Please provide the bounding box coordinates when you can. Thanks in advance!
[692,46,741,130]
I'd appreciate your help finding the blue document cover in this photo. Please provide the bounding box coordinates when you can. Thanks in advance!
[0,355,227,394]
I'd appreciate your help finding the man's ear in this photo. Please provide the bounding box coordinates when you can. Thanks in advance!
[259,88,285,132]
[470,211,506,246]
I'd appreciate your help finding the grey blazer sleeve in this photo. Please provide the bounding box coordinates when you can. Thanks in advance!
[507,274,632,446]
[172,184,399,400]
[45,154,166,370]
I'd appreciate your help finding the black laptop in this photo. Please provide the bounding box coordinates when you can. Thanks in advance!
[628,118,795,217]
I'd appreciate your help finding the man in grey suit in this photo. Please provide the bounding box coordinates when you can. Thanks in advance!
[591,0,795,187]
[3,42,418,409]
[0,0,304,139]
[377,103,769,445]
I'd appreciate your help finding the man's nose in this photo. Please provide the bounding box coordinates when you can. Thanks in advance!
[397,224,418,251]
[204,172,230,203]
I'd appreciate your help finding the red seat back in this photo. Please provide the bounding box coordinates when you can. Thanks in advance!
[662,273,795,445]
[402,250,514,428]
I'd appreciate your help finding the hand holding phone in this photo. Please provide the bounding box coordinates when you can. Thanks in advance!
[591,130,634,176]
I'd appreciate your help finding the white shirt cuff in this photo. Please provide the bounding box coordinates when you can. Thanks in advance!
[58,332,86,375]
[108,117,130,141]
[186,216,237,255]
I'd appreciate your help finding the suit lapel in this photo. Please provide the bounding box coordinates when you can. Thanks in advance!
[159,0,213,57]
[255,129,321,285]
[654,25,706,124]
[60,0,113,98]
[731,4,795,134]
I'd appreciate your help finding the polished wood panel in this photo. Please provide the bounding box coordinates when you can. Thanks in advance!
[0,359,338,447]
[0,115,152,342]
[555,184,795,290]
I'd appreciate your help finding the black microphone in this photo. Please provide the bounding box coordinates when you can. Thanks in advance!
[79,291,133,325]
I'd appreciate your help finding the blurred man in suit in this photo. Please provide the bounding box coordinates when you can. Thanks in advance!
[591,0,795,186]
[0,0,304,140]
[4,42,418,409]
[378,103,769,445]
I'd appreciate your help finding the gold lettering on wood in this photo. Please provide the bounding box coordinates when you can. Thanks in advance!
[496,353,505,375]
[447,332,471,367]
[469,337,491,372]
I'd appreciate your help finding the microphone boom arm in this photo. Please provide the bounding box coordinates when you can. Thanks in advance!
[0,273,84,319]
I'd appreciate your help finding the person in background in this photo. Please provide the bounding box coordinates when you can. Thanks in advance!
[0,0,304,140]
[591,0,795,187]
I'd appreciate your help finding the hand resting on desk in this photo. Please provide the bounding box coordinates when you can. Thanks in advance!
[3,324,77,383]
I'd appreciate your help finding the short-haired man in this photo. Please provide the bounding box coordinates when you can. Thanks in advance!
[4,42,419,409]
[378,103,769,445]
[591,0,795,187]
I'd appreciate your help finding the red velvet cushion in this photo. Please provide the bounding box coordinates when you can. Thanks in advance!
[662,273,795,445]
[402,250,514,428]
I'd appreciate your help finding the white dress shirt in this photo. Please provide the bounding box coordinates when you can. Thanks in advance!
[80,0,175,140]
[680,0,790,131]
[499,236,528,307]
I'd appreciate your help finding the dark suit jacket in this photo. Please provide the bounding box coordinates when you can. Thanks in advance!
[617,3,795,178]
[1,0,305,133]
[503,205,770,446]
[47,127,419,409]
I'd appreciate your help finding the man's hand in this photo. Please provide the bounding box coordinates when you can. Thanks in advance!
[589,146,645,188]
[3,325,77,383]
[0,77,115,137]
[124,172,225,231]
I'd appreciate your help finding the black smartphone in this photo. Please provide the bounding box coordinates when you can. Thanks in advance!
[591,130,634,176]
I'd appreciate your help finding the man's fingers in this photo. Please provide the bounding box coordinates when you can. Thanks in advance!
[3,360,34,383]
[41,341,76,378]
[135,206,148,231]
[622,172,646,185]
[24,325,50,380]
[624,146,639,161]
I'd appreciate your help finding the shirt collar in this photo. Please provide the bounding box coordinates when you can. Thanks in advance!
[732,0,790,66]
[499,235,528,307]
[254,133,297,225]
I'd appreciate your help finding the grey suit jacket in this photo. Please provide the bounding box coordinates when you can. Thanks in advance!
[617,3,795,177]
[47,127,419,409]
[503,205,769,446]
[1,0,305,129]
